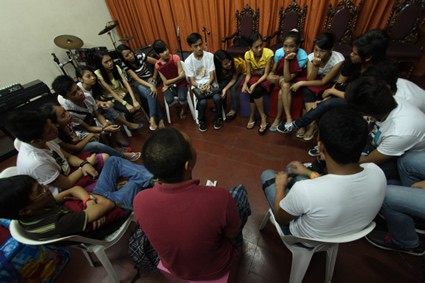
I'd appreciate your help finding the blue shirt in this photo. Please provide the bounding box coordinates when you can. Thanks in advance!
[274,48,308,69]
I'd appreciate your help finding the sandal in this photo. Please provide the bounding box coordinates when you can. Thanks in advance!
[226,110,236,121]
[258,123,269,135]
[128,123,144,130]
[179,108,187,120]
[246,120,256,129]
[303,126,318,141]
[128,152,141,162]
[295,127,305,138]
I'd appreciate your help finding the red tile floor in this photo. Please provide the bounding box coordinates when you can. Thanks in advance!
[1,76,424,282]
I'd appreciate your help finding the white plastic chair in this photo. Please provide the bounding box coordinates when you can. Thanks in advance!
[164,88,196,124]
[10,214,135,283]
[0,166,18,178]
[180,61,225,125]
[13,138,21,151]
[260,208,376,283]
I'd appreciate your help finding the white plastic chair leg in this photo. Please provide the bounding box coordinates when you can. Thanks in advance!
[288,248,315,283]
[164,95,172,124]
[123,125,132,137]
[259,209,272,230]
[186,90,196,121]
[325,244,339,283]
[94,248,120,283]
[193,95,199,124]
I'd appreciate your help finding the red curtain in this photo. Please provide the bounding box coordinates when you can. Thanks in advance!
[105,0,424,76]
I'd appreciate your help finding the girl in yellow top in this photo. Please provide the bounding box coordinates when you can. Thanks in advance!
[93,50,142,121]
[214,50,246,120]
[242,32,274,135]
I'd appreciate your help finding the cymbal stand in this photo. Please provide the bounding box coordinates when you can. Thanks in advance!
[107,31,117,50]
[51,51,78,76]
[202,26,210,51]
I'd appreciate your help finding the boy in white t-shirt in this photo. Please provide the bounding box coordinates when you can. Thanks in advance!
[261,107,386,239]
[345,76,425,180]
[184,33,223,132]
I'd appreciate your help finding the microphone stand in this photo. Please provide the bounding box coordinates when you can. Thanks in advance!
[51,52,77,76]
[177,25,184,60]
[202,26,210,51]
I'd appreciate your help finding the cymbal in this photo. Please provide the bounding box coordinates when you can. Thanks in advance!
[54,35,84,49]
[98,21,118,35]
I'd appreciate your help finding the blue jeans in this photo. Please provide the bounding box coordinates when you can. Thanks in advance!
[197,92,223,122]
[218,74,244,112]
[83,141,123,158]
[164,85,188,105]
[260,169,308,235]
[397,151,425,187]
[382,185,425,248]
[133,82,163,120]
[294,97,347,128]
[93,156,153,209]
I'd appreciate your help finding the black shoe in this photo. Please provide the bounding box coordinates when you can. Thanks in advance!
[214,118,223,130]
[198,121,207,132]
[365,230,425,256]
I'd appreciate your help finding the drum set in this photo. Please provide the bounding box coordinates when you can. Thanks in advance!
[51,21,133,76]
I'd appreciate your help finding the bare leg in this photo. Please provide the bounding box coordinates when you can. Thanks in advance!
[272,89,283,128]
[115,115,141,130]
[254,96,267,127]
[281,82,292,124]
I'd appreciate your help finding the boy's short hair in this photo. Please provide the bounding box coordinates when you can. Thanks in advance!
[319,107,368,164]
[187,33,202,46]
[6,110,47,143]
[352,29,389,63]
[152,39,168,54]
[345,76,397,118]
[0,175,34,220]
[142,128,192,183]
[362,59,399,93]
[51,75,75,97]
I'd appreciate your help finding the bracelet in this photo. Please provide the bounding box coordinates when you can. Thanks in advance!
[122,100,127,106]
[83,195,96,206]
[79,160,90,168]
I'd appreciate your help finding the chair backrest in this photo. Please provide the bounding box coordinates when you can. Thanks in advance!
[0,166,18,178]
[385,0,425,44]
[235,5,259,45]
[277,1,307,44]
[323,0,363,44]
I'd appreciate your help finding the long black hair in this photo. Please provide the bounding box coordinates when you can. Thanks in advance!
[214,50,235,82]
[93,50,121,85]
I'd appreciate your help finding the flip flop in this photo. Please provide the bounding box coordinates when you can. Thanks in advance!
[246,120,256,129]
[258,123,269,135]
[129,152,141,162]
[295,127,305,138]
[129,123,143,130]
[226,111,236,121]
[303,127,318,141]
